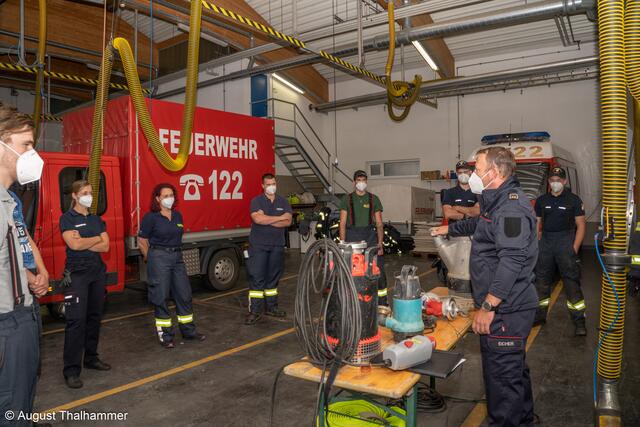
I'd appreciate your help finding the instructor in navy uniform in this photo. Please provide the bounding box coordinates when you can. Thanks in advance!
[245,173,292,325]
[534,167,587,336]
[432,147,538,426]
[60,180,111,389]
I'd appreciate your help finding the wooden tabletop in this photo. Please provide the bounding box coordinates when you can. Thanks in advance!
[284,287,473,399]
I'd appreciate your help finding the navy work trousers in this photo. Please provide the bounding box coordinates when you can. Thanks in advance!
[63,257,106,378]
[480,309,536,427]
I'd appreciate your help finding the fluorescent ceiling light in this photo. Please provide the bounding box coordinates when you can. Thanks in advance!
[412,40,439,71]
[177,23,229,48]
[86,63,125,78]
[272,73,304,94]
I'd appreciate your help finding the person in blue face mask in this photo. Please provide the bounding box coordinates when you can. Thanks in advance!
[431,147,539,426]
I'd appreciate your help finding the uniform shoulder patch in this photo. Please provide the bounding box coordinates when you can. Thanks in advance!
[504,217,522,238]
[508,193,519,200]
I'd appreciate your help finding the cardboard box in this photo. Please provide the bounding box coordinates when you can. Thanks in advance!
[421,170,441,181]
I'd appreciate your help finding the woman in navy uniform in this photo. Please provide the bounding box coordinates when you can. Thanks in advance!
[138,183,205,348]
[60,180,111,389]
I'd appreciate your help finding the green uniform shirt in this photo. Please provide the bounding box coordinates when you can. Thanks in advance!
[340,192,383,227]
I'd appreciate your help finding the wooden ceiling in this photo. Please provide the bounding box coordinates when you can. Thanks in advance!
[0,0,332,106]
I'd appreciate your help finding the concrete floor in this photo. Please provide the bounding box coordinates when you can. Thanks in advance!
[34,250,640,426]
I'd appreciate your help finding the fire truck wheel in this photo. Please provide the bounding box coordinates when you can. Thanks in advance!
[204,249,240,291]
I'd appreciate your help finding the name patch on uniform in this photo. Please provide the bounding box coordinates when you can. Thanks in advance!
[508,193,519,200]
[74,223,87,228]
[276,207,284,211]
[488,336,523,352]
[363,204,370,208]
[504,217,522,238]
[177,224,184,228]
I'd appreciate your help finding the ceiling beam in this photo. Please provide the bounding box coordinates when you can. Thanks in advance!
[0,0,158,79]
[377,0,455,78]
[127,0,329,103]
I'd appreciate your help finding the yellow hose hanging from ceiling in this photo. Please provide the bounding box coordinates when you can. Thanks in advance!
[32,0,47,141]
[87,0,203,212]
[595,0,627,409]
[384,1,422,122]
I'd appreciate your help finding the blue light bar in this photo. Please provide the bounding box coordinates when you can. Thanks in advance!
[481,131,550,145]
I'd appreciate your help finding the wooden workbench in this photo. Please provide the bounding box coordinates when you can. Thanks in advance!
[284,287,473,426]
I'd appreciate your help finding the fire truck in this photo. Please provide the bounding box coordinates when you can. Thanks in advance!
[468,131,580,202]
[14,97,275,316]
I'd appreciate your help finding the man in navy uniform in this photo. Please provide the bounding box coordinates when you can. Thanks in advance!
[534,167,587,336]
[441,160,480,223]
[432,147,538,426]
[245,173,292,325]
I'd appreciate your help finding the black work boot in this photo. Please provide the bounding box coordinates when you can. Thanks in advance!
[574,320,587,336]
[244,312,262,325]
[265,308,286,318]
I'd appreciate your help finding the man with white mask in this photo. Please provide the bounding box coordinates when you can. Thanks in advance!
[441,160,480,223]
[431,147,538,426]
[339,170,388,305]
[0,102,46,425]
[533,167,587,336]
[245,173,292,325]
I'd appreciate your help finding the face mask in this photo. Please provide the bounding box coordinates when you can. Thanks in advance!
[457,173,470,184]
[265,185,277,195]
[468,170,493,195]
[355,182,367,192]
[0,140,44,185]
[550,182,564,193]
[161,197,175,209]
[78,195,93,208]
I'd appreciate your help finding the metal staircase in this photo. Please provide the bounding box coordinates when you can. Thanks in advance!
[275,135,329,194]
[260,98,351,203]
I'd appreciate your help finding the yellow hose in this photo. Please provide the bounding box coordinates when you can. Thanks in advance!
[87,0,203,212]
[384,1,422,122]
[626,0,640,101]
[32,0,47,141]
[596,0,627,383]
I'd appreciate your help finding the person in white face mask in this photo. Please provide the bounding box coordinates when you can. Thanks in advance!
[338,170,388,305]
[0,102,46,424]
[533,167,586,336]
[138,183,205,347]
[59,180,111,388]
[245,173,292,325]
[441,160,480,224]
[431,147,538,425]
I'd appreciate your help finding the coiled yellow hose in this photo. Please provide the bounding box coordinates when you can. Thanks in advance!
[384,2,422,122]
[626,0,640,101]
[597,0,627,382]
[87,0,203,212]
[32,0,47,140]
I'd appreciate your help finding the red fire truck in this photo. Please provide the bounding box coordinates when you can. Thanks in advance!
[15,97,274,315]
[468,132,579,202]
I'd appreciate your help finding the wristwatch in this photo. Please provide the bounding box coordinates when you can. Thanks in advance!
[481,300,496,312]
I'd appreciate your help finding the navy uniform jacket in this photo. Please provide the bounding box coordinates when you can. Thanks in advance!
[449,176,539,313]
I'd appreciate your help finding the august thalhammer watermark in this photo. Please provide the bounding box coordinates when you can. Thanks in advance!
[4,410,128,423]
